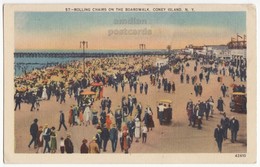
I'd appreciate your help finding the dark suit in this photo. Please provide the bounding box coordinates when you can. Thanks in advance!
[144,84,148,94]
[28,122,38,148]
[230,119,239,142]
[205,102,210,120]
[58,112,67,131]
[214,127,224,152]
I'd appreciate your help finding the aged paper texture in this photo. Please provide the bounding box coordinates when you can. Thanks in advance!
[3,4,256,163]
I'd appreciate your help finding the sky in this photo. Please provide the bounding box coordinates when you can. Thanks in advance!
[15,12,246,51]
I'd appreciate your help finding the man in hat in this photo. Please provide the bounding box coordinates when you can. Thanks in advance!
[139,82,144,94]
[127,118,135,142]
[136,102,142,121]
[95,129,102,150]
[214,124,224,153]
[43,124,51,153]
[144,82,148,95]
[14,93,22,111]
[100,108,106,127]
[60,88,66,104]
[229,116,239,143]
[110,124,118,153]
[106,97,112,111]
[28,118,39,148]
[89,136,100,153]
[121,81,125,92]
[64,133,74,153]
[115,107,122,129]
[30,93,37,111]
[157,103,165,125]
[221,84,227,98]
[80,138,88,153]
[220,113,230,139]
[58,110,67,131]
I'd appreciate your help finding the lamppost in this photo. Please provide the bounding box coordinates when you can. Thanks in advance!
[139,44,146,70]
[80,41,88,78]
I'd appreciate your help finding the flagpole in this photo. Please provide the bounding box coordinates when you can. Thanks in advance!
[236,33,238,49]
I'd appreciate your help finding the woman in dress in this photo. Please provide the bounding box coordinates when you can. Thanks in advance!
[84,104,92,126]
[134,118,141,142]
[41,86,47,100]
[79,108,84,126]
[68,107,73,127]
[50,127,57,153]
[146,106,155,131]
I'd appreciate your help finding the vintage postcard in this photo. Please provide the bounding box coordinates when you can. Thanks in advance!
[3,4,256,163]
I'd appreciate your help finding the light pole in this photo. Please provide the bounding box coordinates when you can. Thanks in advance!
[139,44,146,70]
[80,41,88,78]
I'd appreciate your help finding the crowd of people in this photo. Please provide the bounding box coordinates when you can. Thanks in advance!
[16,53,247,154]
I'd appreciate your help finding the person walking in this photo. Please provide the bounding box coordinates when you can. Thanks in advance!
[157,103,165,125]
[30,93,37,111]
[214,124,224,153]
[115,108,122,130]
[198,83,203,96]
[95,129,102,150]
[186,100,193,126]
[109,124,118,153]
[136,102,142,121]
[134,118,141,142]
[36,126,43,153]
[144,82,148,95]
[101,124,110,152]
[194,84,198,97]
[84,103,92,126]
[229,116,239,143]
[58,110,67,131]
[217,97,225,114]
[172,82,175,93]
[220,113,230,140]
[122,131,131,153]
[221,84,227,98]
[14,93,22,111]
[50,127,57,153]
[43,124,51,153]
[121,81,125,92]
[28,118,38,149]
[140,82,144,94]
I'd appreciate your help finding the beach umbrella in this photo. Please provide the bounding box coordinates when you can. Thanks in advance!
[16,87,27,92]
[159,99,173,104]
[91,82,103,87]
[80,90,96,96]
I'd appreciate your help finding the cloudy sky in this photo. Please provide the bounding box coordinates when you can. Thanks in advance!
[15,12,246,51]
